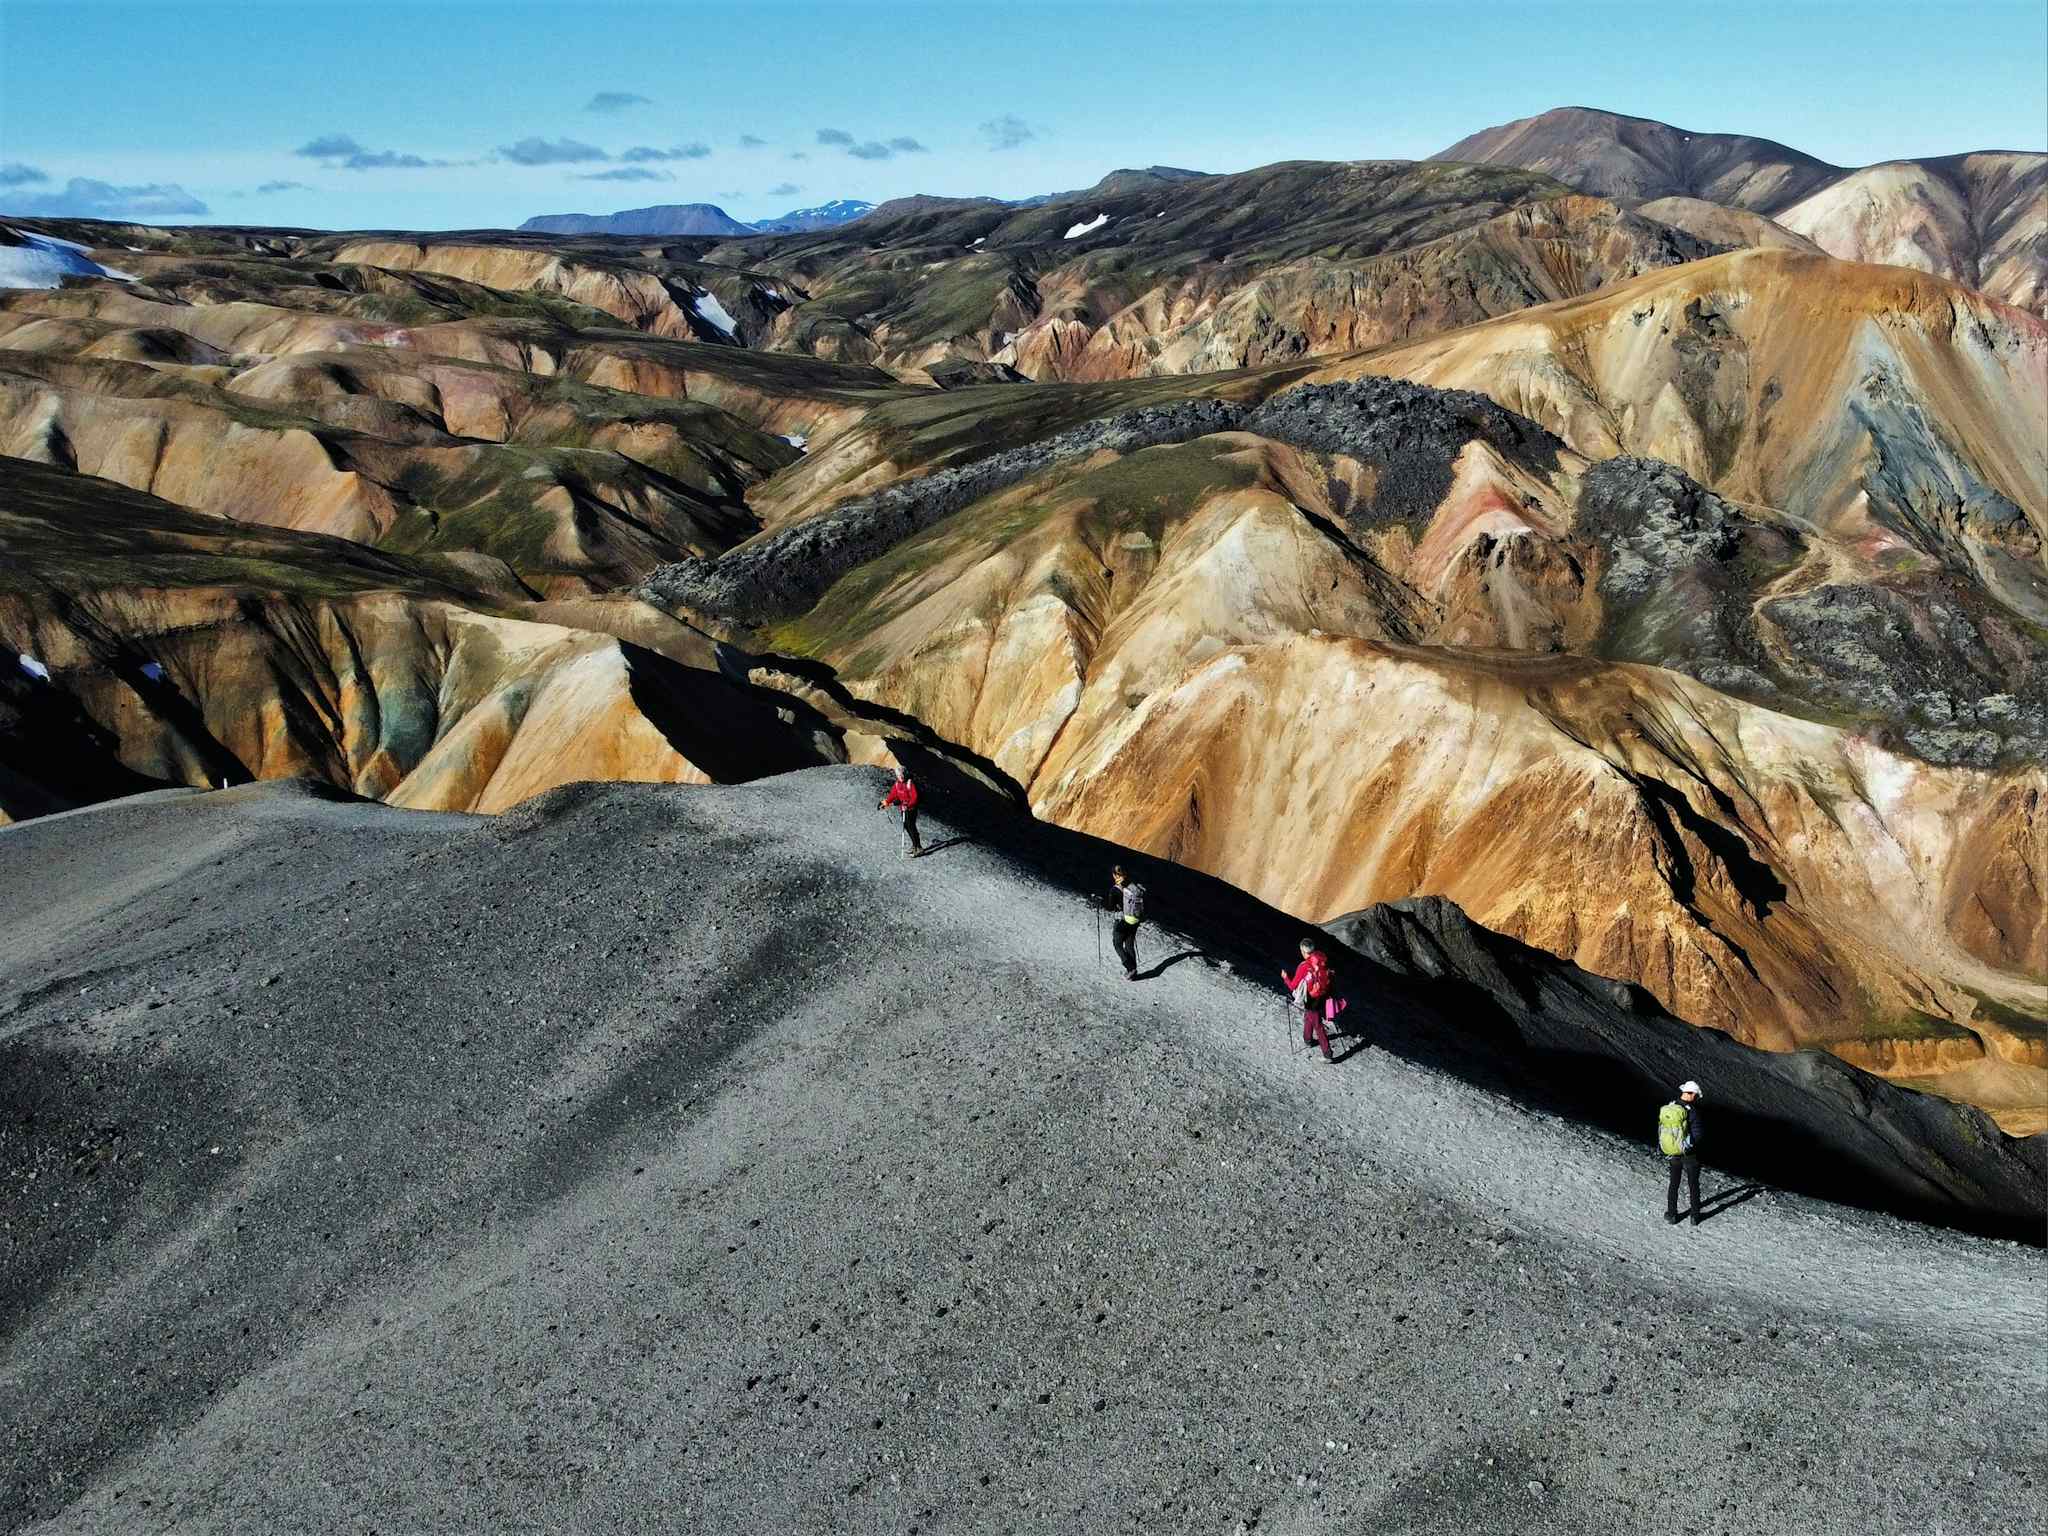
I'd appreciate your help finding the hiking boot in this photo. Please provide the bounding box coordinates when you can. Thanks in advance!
[1689,1215,1702,1227]
[1663,1212,1681,1225]
[1123,970,1137,981]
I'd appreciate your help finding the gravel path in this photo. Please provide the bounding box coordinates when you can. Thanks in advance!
[1,770,2040,1534]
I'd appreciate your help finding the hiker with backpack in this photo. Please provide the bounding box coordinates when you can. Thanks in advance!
[879,767,922,857]
[1280,937,1339,1063]
[1106,865,1146,979]
[1658,1080,1705,1225]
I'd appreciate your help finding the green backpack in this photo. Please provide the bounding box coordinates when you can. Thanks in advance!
[1657,1102,1691,1156]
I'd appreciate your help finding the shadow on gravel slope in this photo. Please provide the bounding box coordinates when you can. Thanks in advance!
[1328,897,2046,1243]
[902,764,2045,1242]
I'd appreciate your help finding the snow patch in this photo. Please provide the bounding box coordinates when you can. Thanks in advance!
[0,228,131,290]
[691,291,739,336]
[22,228,90,254]
[17,655,50,682]
[1063,213,1109,240]
[969,236,985,247]
[780,434,808,451]
[141,662,165,682]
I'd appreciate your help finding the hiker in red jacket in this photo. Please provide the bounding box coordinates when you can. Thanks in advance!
[879,767,922,857]
[1281,937,1337,1063]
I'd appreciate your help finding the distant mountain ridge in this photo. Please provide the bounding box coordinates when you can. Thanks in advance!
[748,198,876,233]
[518,203,759,237]
[517,170,1212,239]
[517,199,876,237]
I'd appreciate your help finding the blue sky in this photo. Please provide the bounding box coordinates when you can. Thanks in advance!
[2,0,2043,229]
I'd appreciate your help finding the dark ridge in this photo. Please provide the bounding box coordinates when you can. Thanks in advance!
[641,378,1564,624]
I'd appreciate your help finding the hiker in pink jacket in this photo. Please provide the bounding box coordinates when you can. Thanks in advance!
[1281,938,1339,1063]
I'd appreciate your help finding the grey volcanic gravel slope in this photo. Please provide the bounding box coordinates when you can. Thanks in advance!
[0,772,2041,1535]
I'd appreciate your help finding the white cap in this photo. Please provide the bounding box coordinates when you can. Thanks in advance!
[1679,1080,1702,1096]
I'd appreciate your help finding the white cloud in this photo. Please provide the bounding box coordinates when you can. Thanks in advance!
[9,178,209,217]
[295,134,445,171]
[981,114,1036,151]
[500,137,609,166]
[620,143,711,162]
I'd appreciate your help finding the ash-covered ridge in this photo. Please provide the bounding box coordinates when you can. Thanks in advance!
[642,378,1563,623]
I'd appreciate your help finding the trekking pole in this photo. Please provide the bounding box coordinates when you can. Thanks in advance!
[1094,903,1103,967]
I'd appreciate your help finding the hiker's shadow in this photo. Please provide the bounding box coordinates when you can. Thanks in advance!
[1133,949,1206,981]
[914,836,975,859]
[1330,1032,1371,1065]
[1694,1181,1768,1225]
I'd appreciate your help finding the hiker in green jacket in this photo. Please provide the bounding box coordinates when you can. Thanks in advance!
[1659,1080,1704,1226]
[1106,865,1146,980]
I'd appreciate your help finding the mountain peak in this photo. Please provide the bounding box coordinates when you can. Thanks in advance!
[748,198,875,234]
[1085,165,1209,196]
[1431,106,1843,213]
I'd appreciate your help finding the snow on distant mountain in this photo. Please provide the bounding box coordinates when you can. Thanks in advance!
[518,199,875,237]
[748,198,876,233]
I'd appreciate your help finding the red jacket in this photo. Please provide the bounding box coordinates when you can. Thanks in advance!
[1285,951,1332,999]
[882,778,919,810]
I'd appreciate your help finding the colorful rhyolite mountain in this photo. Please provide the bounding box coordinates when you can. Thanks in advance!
[1433,106,2045,312]
[1,105,2041,1138]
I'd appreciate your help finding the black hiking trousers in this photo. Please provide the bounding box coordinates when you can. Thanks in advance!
[1666,1153,1701,1221]
[899,807,921,853]
[1112,917,1139,976]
